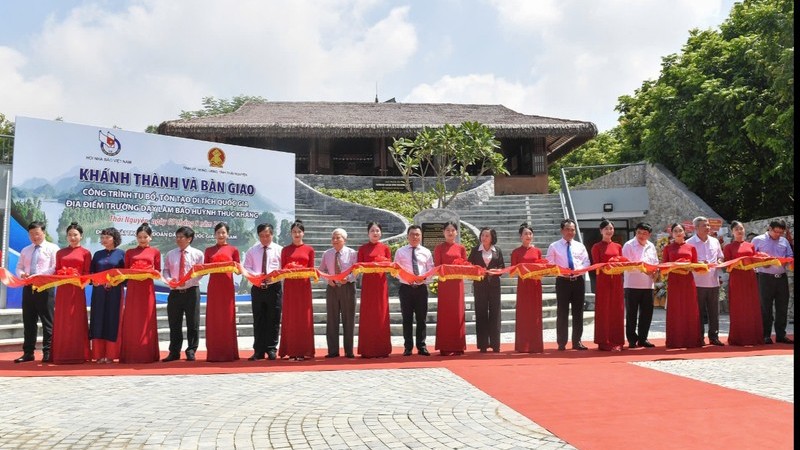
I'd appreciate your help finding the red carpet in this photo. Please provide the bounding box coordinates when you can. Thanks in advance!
[1,338,793,449]
[452,351,794,450]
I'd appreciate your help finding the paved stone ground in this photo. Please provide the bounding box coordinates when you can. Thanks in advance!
[0,355,793,449]
[0,369,575,450]
[0,309,793,449]
[634,355,794,403]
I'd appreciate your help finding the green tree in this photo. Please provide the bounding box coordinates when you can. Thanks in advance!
[316,188,436,221]
[0,112,13,164]
[547,129,625,192]
[277,219,292,246]
[11,198,48,233]
[616,0,793,221]
[179,95,267,119]
[254,212,278,230]
[0,113,14,135]
[388,122,509,212]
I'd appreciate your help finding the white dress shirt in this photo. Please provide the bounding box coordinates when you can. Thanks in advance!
[621,237,659,289]
[16,240,60,277]
[687,234,723,287]
[162,245,205,288]
[546,238,590,271]
[243,241,283,285]
[394,244,433,285]
[481,245,496,266]
[319,246,358,284]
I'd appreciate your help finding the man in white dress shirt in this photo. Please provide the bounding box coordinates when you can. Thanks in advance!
[161,226,206,362]
[621,222,660,348]
[319,228,358,358]
[546,219,591,351]
[243,223,283,360]
[14,221,60,363]
[394,225,434,356]
[687,216,725,346]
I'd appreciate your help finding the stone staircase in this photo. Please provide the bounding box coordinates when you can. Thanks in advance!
[0,189,595,349]
[454,193,594,307]
[0,293,587,349]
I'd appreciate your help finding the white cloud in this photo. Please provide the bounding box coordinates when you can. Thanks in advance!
[7,0,418,130]
[0,0,735,132]
[405,74,536,112]
[408,0,733,131]
[0,47,64,122]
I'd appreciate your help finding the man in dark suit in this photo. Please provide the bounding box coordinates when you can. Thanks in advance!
[468,227,505,352]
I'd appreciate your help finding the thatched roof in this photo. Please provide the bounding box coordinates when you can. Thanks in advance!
[160,101,595,138]
[157,101,597,162]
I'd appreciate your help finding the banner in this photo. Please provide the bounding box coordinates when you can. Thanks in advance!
[4,117,295,307]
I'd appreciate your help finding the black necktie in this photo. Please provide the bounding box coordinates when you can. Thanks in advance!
[411,247,419,275]
[261,246,268,287]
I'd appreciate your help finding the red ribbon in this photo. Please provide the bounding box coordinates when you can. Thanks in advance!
[0,255,793,291]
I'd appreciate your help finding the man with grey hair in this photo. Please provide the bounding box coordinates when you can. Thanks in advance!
[319,228,358,358]
[687,216,725,346]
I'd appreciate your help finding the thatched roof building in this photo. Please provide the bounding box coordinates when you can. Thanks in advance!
[157,101,597,194]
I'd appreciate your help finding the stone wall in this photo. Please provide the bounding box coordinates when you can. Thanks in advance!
[572,163,647,189]
[575,163,722,233]
[642,164,721,232]
[446,178,495,210]
[741,216,794,237]
[298,174,491,193]
[295,178,409,240]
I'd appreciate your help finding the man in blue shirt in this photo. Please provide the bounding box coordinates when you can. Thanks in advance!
[751,219,794,344]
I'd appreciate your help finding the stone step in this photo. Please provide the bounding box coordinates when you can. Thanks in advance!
[485,241,557,250]
[148,312,595,341]
[459,210,562,218]
[460,202,562,210]
[308,283,559,299]
[0,293,595,344]
[491,228,562,235]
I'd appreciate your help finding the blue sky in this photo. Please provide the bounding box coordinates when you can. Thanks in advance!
[0,0,736,132]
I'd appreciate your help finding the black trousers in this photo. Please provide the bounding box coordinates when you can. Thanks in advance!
[251,283,282,356]
[696,286,720,340]
[473,281,501,350]
[21,286,55,354]
[555,277,584,346]
[399,284,429,351]
[758,273,790,339]
[326,282,356,356]
[624,288,654,345]
[166,286,200,355]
